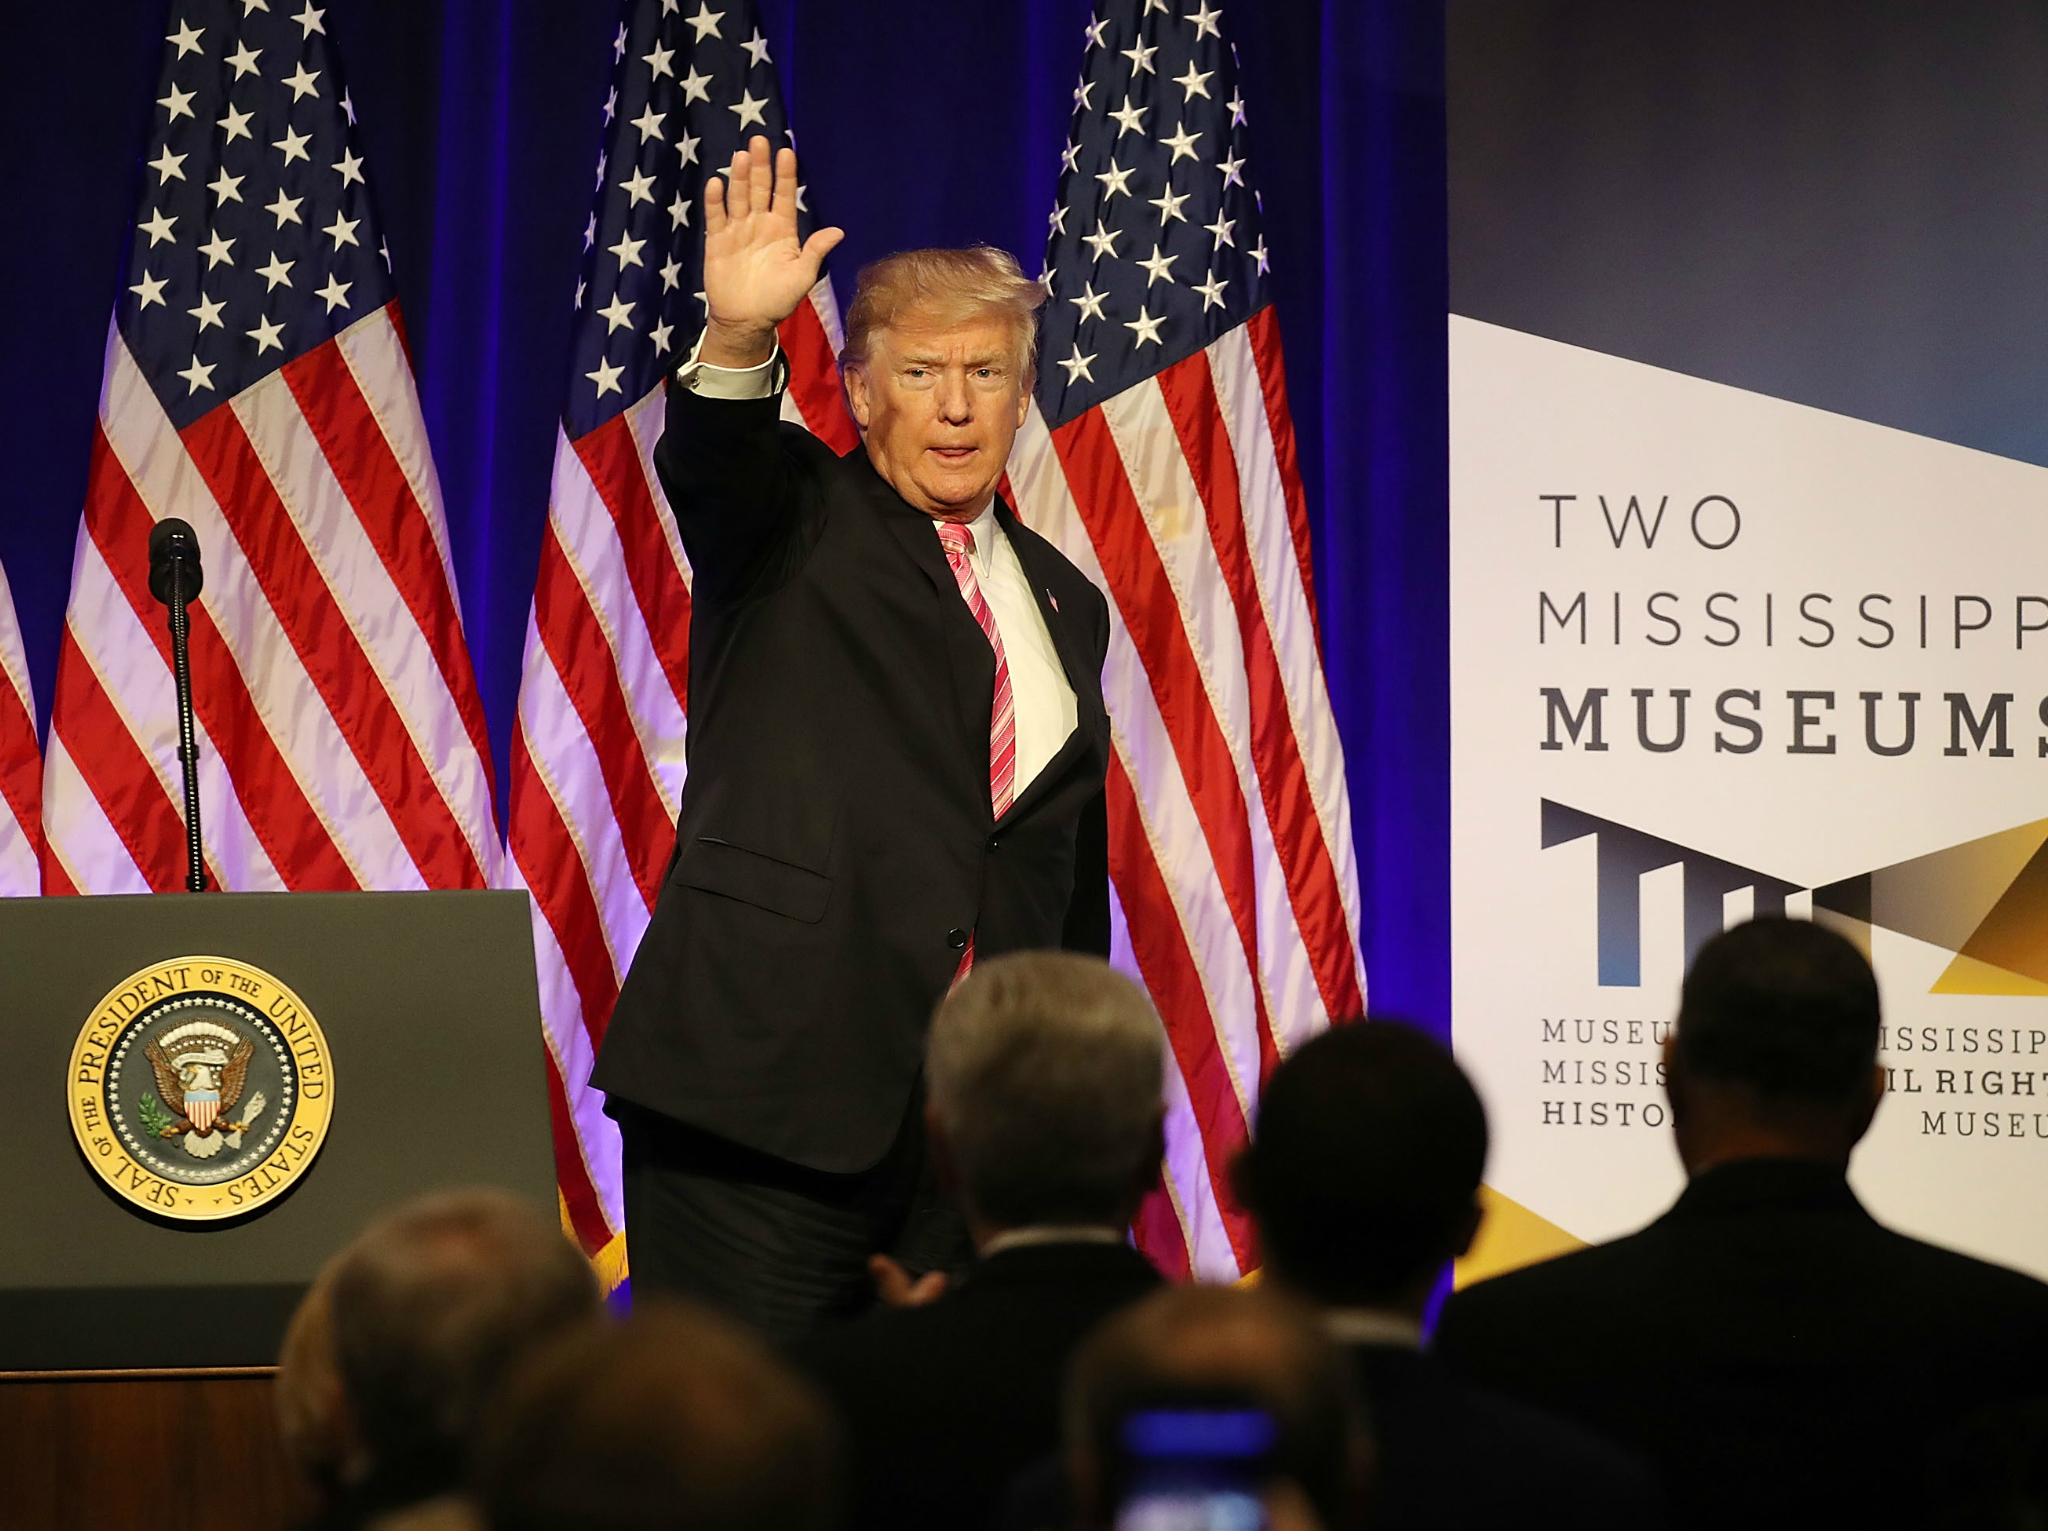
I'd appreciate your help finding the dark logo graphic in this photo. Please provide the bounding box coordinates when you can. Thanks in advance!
[1541,800,1801,985]
[1543,798,2048,997]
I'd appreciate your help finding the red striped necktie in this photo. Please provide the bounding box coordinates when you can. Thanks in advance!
[936,519,1015,981]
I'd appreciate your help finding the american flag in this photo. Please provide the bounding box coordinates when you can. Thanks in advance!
[505,0,854,1284]
[42,1,498,897]
[1008,0,1367,1279]
[0,560,39,897]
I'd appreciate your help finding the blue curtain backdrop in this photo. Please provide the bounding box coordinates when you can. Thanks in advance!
[0,0,1447,1035]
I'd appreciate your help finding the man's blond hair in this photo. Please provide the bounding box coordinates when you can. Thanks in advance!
[839,245,1045,386]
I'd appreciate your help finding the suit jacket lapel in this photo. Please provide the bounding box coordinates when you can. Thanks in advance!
[855,457,1106,824]
[859,458,997,801]
[873,479,956,596]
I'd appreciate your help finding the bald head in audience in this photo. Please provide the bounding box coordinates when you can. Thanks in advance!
[1663,914,1885,1173]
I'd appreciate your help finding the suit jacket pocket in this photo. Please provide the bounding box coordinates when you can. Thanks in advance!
[674,836,831,923]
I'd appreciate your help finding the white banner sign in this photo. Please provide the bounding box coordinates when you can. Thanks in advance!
[1452,316,2048,1280]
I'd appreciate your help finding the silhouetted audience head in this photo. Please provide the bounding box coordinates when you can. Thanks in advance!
[277,1187,600,1524]
[1065,1285,1371,1529]
[1668,916,1884,1170]
[1238,1019,1485,1311]
[275,1261,350,1516]
[474,1299,843,1528]
[925,950,1163,1236]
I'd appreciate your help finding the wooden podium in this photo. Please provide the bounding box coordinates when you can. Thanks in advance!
[0,890,557,1529]
[4,1370,300,1529]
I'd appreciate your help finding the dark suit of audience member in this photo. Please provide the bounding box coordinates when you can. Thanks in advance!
[797,952,1164,1529]
[1436,917,2048,1528]
[1238,1020,1657,1529]
[1919,1395,2048,1527]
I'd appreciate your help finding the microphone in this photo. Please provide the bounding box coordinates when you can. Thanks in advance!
[146,516,208,890]
[148,517,204,605]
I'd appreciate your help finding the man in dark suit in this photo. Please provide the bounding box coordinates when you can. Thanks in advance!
[1239,1021,1657,1528]
[796,951,1163,1529]
[592,138,1112,1342]
[1435,917,2048,1527]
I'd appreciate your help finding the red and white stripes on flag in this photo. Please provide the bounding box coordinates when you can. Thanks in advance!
[1009,319,1367,1281]
[45,312,502,898]
[508,282,853,1284]
[44,1,498,898]
[0,559,40,897]
[1021,1,1368,1281]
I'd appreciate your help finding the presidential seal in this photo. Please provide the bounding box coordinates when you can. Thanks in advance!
[67,956,333,1221]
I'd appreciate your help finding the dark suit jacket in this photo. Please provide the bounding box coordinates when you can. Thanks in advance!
[594,385,1112,1172]
[1345,1341,1658,1528]
[797,1239,1161,1529]
[1434,1158,2048,1528]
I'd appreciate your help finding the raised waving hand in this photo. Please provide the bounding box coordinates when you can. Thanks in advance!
[699,135,845,368]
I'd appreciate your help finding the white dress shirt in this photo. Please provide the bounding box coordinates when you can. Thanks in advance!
[681,342,1079,798]
[979,1223,1128,1258]
[1322,1306,1427,1351]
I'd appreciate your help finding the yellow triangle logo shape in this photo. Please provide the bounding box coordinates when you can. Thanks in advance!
[1930,950,2048,996]
[1455,1184,1585,1288]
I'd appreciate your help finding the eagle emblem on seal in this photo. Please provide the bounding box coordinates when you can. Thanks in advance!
[141,1020,270,1158]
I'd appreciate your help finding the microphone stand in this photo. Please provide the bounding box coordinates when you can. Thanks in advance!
[163,551,206,892]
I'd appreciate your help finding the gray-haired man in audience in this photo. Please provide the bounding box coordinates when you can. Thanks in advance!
[797,950,1166,1529]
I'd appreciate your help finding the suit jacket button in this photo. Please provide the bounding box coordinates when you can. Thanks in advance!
[946,927,968,950]
[987,835,1001,852]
